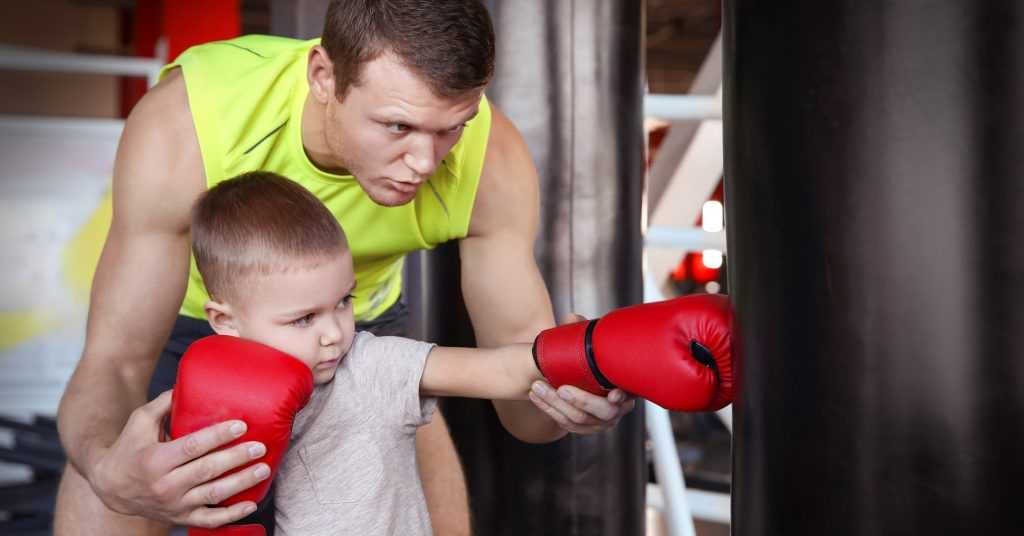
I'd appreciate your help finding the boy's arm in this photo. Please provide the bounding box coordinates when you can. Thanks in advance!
[420,344,541,400]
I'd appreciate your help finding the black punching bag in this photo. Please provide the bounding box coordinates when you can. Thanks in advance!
[725,2,1024,534]
[406,1,646,535]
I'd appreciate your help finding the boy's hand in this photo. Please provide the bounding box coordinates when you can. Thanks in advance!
[526,313,637,434]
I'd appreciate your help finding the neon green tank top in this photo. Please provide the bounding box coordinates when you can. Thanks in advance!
[161,35,491,321]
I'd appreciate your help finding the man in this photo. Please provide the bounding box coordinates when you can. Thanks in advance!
[54,1,635,534]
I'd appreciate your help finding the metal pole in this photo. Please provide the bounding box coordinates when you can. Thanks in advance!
[646,401,698,536]
[0,45,163,87]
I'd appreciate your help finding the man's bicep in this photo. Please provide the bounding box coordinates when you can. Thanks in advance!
[461,105,555,348]
[57,69,206,471]
[459,233,554,348]
[83,224,192,372]
[82,76,205,371]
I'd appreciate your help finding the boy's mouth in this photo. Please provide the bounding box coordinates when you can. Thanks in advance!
[317,355,342,368]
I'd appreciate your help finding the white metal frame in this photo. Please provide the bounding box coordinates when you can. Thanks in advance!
[0,44,164,88]
[646,225,727,252]
[645,94,721,121]
[642,31,733,536]
[643,265,732,535]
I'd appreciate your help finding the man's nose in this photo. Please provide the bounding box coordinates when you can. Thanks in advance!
[403,134,437,177]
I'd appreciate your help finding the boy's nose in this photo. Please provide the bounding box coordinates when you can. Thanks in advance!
[320,318,343,347]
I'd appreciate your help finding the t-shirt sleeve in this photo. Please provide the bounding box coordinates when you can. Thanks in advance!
[347,332,438,431]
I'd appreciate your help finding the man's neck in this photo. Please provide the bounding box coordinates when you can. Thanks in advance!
[300,93,350,175]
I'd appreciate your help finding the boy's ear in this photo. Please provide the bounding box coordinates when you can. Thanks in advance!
[307,45,337,105]
[204,300,240,337]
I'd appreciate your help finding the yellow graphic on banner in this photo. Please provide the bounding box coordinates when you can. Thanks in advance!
[0,309,57,352]
[62,190,113,303]
[0,189,109,354]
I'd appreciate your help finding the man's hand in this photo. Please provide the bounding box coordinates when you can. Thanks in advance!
[526,313,636,434]
[527,383,637,435]
[89,390,270,529]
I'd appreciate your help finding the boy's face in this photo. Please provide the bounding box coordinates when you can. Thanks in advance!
[209,252,356,385]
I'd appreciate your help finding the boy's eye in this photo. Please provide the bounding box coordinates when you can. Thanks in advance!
[292,313,315,327]
[339,294,356,308]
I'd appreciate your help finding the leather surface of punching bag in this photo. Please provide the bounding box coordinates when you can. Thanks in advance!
[406,1,646,534]
[725,2,1024,534]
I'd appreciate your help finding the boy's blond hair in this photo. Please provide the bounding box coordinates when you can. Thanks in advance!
[191,171,348,302]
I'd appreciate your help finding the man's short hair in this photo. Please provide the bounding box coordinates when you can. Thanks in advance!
[191,171,348,302]
[321,0,495,99]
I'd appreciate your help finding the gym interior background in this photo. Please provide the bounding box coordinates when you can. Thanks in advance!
[0,2,727,534]
[6,0,1020,535]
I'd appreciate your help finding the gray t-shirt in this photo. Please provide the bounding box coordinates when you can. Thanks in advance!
[274,331,438,536]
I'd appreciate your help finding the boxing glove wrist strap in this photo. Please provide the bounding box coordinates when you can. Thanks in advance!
[583,319,617,390]
[532,319,618,390]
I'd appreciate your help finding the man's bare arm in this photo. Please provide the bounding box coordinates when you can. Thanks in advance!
[59,70,200,478]
[56,71,267,528]
[460,105,634,442]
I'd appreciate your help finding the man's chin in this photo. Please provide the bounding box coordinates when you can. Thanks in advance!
[368,189,418,207]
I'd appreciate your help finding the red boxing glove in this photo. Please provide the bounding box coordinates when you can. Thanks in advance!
[533,294,733,412]
[171,336,314,536]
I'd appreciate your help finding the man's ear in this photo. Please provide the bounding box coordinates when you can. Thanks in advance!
[307,45,337,104]
[205,300,240,337]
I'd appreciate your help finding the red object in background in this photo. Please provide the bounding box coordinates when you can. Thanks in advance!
[671,256,688,281]
[671,252,720,284]
[646,120,725,287]
[120,0,240,117]
[646,120,671,169]
[671,179,725,285]
[688,252,720,284]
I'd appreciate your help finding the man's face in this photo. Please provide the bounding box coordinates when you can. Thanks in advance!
[323,53,483,207]
[229,253,356,385]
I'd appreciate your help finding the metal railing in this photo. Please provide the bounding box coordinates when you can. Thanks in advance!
[0,44,163,88]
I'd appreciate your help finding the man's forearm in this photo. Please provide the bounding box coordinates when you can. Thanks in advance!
[58,356,149,479]
[480,328,565,442]
[492,399,567,443]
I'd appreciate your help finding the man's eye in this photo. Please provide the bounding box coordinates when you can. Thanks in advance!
[292,313,315,327]
[386,123,409,133]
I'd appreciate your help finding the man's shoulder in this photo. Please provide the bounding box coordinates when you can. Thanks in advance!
[176,34,315,66]
[168,34,313,104]
[463,101,540,240]
[119,70,205,214]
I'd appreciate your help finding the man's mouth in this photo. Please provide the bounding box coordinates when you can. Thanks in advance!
[388,179,420,194]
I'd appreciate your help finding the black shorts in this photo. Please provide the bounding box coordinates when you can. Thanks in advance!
[147,299,409,534]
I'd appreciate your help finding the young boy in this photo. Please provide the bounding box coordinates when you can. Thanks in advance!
[182,171,731,535]
[188,171,548,535]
